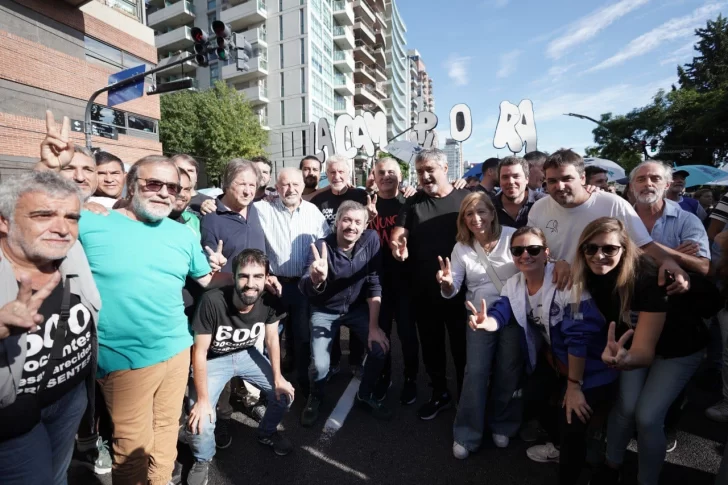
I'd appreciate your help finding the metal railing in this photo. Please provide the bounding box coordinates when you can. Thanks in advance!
[334,50,352,62]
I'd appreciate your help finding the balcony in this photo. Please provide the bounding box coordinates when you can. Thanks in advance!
[148,1,195,30]
[333,24,355,50]
[334,97,354,116]
[374,27,387,48]
[334,73,354,96]
[241,81,269,105]
[354,62,376,83]
[333,49,355,72]
[237,27,267,46]
[156,50,196,76]
[354,40,376,65]
[332,0,354,26]
[410,75,418,88]
[221,0,267,31]
[371,43,385,64]
[222,56,268,82]
[155,25,193,51]
[373,63,386,82]
[375,81,386,97]
[354,18,376,45]
[355,83,384,110]
[258,111,270,129]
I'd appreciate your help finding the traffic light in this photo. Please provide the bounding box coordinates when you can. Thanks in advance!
[235,34,253,73]
[212,21,234,62]
[191,27,210,67]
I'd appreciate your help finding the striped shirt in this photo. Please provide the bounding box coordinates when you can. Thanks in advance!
[710,193,728,224]
[254,198,331,278]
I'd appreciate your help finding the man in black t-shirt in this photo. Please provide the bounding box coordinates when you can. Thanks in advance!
[392,148,470,421]
[185,249,294,484]
[368,158,420,405]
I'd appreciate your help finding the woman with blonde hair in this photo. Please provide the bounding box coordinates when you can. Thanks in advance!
[437,192,520,459]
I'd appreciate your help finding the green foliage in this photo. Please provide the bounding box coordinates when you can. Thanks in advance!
[588,15,728,168]
[376,151,411,181]
[159,81,268,184]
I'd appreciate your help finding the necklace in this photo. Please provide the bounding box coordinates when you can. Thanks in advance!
[480,237,497,256]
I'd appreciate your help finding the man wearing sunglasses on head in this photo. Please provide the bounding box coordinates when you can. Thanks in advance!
[527,149,690,295]
[77,155,229,485]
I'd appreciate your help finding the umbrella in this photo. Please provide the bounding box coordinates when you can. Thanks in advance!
[583,158,626,182]
[463,163,483,179]
[383,140,422,166]
[673,165,728,186]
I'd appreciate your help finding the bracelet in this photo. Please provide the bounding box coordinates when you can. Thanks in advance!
[567,377,583,386]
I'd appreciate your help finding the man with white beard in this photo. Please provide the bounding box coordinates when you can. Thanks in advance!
[78,155,228,485]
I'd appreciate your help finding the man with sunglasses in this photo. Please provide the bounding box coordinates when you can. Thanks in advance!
[78,155,228,485]
[527,149,689,294]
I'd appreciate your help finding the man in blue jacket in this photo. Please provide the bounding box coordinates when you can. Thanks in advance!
[298,201,391,426]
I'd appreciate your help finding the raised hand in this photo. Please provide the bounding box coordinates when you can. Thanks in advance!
[391,236,408,262]
[602,321,634,370]
[366,169,378,192]
[40,110,74,170]
[309,242,328,286]
[0,273,61,340]
[466,299,497,332]
[204,240,227,273]
[436,256,453,288]
[452,178,467,190]
[366,194,378,221]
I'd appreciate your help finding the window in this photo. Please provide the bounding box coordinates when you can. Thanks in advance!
[207,0,216,10]
[210,62,219,85]
[279,16,284,41]
[208,13,215,29]
[302,129,307,152]
[279,44,284,68]
[127,115,157,133]
[280,72,285,96]
[301,98,306,122]
[299,9,305,34]
[85,36,153,72]
[90,104,158,135]
[91,105,125,128]
[280,100,286,124]
[279,0,283,11]
[301,67,306,93]
[300,38,305,64]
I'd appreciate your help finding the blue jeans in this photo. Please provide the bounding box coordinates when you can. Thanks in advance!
[606,350,703,485]
[0,382,87,485]
[310,304,387,399]
[280,280,312,395]
[185,348,290,462]
[453,321,523,451]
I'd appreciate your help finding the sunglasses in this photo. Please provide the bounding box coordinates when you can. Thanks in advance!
[582,244,622,257]
[138,178,180,196]
[510,245,545,257]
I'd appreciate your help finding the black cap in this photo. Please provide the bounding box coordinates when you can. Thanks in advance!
[673,169,690,178]
[481,157,499,174]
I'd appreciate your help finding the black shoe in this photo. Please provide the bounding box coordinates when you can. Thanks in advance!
[417,390,452,420]
[301,394,321,427]
[373,378,392,402]
[187,461,209,485]
[356,392,394,420]
[400,377,417,405]
[215,418,232,449]
[258,431,293,456]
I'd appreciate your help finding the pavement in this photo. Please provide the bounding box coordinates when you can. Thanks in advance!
[69,328,726,485]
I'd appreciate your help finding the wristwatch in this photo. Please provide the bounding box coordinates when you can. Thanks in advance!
[567,377,583,386]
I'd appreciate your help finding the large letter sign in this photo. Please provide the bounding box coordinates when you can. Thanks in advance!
[493,99,537,154]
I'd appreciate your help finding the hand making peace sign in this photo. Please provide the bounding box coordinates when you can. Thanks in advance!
[366,193,378,221]
[0,273,61,340]
[602,321,634,370]
[466,299,497,332]
[40,110,74,171]
[391,236,408,262]
[309,242,328,287]
[204,240,227,273]
[436,256,453,289]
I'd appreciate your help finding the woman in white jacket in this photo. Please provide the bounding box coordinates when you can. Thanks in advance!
[438,192,519,459]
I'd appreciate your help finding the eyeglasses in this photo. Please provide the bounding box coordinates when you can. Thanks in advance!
[138,178,180,196]
[510,245,545,257]
[582,244,622,257]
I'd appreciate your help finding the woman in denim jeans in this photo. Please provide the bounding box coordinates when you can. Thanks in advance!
[439,192,519,459]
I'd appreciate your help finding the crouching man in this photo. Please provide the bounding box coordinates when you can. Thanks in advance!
[185,249,294,485]
[299,201,391,426]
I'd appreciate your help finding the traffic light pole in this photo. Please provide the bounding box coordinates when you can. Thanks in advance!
[84,53,196,149]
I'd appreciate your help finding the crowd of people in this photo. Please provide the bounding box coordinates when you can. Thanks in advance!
[0,110,727,485]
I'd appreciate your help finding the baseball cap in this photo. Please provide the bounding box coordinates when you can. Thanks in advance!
[673,169,690,178]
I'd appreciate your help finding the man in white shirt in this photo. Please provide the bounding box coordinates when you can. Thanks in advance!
[527,149,689,293]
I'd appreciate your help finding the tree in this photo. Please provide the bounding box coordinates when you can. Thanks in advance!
[377,150,411,182]
[587,15,728,167]
[159,81,268,184]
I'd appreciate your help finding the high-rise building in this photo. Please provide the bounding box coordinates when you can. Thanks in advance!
[407,48,434,124]
[150,0,396,183]
[0,0,162,177]
[443,137,462,182]
[384,0,408,142]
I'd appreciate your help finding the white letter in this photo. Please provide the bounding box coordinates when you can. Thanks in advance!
[493,101,523,153]
[413,111,438,148]
[515,99,538,153]
[334,115,357,159]
[449,104,472,142]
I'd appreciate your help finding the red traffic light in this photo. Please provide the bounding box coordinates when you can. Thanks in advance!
[191,27,208,43]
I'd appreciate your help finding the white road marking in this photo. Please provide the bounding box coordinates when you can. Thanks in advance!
[301,446,370,480]
[320,376,361,442]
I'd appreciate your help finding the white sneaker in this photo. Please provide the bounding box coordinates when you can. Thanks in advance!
[492,433,510,448]
[527,442,560,463]
[705,399,728,423]
[453,441,470,460]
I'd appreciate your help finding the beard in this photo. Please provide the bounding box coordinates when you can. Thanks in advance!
[8,227,74,263]
[304,176,318,189]
[635,190,660,204]
[235,286,261,305]
[131,193,172,222]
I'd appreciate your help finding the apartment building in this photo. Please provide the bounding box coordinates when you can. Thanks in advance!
[149,0,405,183]
[443,137,463,181]
[407,48,434,124]
[383,0,407,142]
[0,0,162,177]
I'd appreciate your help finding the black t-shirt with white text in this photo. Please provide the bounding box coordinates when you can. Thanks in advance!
[310,188,368,230]
[193,287,286,359]
[396,188,470,296]
[369,194,408,285]
[0,281,94,441]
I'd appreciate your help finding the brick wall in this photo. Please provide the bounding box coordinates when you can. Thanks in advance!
[0,113,162,164]
[0,30,160,120]
[14,0,157,63]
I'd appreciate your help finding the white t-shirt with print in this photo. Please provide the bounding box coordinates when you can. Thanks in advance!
[526,285,551,344]
[527,191,652,262]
